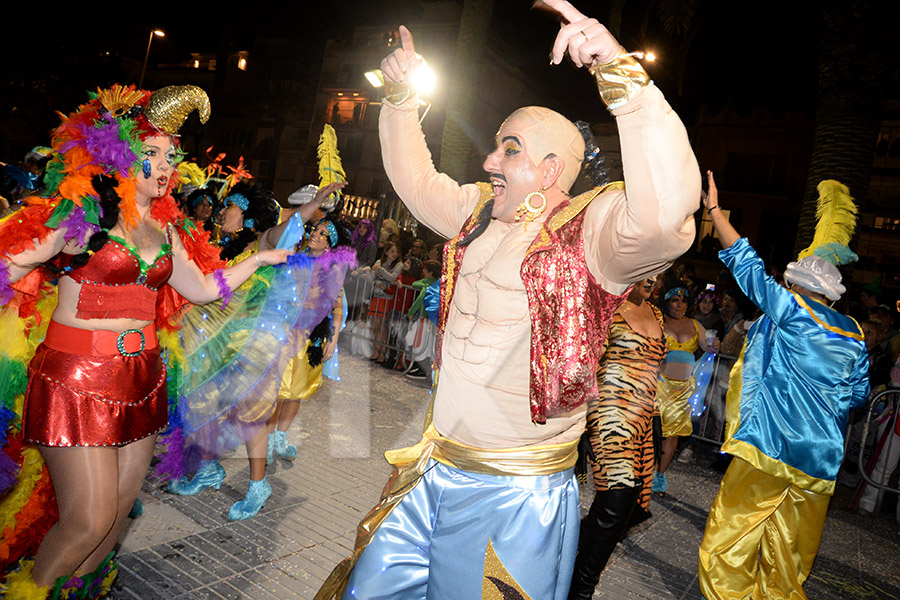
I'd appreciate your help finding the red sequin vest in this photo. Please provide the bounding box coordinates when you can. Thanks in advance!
[436,182,629,423]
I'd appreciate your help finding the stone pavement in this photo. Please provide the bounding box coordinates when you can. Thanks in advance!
[109,351,900,599]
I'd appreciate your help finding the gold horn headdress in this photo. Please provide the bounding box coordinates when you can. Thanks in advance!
[145,85,211,135]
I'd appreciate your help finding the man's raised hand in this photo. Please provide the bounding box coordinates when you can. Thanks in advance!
[540,0,622,68]
[381,25,422,83]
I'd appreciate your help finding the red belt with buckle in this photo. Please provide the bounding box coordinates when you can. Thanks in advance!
[44,321,158,357]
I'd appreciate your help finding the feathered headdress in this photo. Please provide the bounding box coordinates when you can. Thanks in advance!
[785,179,859,301]
[177,161,210,194]
[316,124,345,209]
[797,179,859,266]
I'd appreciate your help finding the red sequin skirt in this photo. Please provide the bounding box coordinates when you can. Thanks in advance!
[23,338,168,447]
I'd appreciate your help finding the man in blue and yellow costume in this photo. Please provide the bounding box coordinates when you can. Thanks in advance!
[699,172,869,600]
[315,1,700,599]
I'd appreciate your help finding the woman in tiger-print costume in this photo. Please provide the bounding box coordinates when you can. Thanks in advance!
[570,276,666,594]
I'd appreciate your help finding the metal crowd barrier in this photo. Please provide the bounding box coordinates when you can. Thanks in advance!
[855,388,900,497]
[341,272,424,373]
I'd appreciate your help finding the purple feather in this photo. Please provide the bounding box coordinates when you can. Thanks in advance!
[59,117,137,175]
[316,245,358,272]
[58,205,100,246]
[153,427,187,481]
[0,262,11,305]
[0,451,19,496]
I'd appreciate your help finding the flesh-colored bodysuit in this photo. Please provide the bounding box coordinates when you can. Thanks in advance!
[380,85,700,449]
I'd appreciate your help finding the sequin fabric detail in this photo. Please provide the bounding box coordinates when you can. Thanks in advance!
[61,232,174,320]
[521,185,628,423]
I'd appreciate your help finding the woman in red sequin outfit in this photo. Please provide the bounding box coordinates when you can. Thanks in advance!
[0,86,287,598]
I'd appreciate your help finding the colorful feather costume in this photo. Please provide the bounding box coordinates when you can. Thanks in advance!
[0,84,219,593]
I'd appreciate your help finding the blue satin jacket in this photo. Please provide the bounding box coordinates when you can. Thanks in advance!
[719,238,869,495]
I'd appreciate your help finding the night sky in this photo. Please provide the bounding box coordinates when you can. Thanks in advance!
[1,1,825,125]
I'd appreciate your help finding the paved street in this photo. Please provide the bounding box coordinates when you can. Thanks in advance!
[111,350,900,599]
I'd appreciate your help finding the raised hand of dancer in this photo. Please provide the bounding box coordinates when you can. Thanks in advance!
[295,181,348,225]
[315,181,347,204]
[702,170,719,212]
[540,0,623,68]
[255,248,290,266]
[702,170,739,249]
[381,25,422,83]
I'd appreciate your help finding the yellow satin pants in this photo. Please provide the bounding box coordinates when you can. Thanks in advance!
[698,457,830,600]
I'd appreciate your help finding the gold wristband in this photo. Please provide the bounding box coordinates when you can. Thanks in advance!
[383,80,415,107]
[589,48,651,111]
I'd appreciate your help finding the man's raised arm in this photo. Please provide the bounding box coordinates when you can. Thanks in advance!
[540,0,699,294]
[583,82,700,295]
[379,26,481,239]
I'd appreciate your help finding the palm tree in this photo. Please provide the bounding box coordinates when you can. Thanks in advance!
[438,0,496,183]
[793,0,898,256]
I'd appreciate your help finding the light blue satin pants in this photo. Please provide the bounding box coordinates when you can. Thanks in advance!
[343,459,580,600]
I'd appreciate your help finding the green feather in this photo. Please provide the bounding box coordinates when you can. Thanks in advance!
[44,198,75,229]
[43,156,66,196]
[82,198,101,225]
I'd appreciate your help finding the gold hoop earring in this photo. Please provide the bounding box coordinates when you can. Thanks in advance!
[515,188,547,229]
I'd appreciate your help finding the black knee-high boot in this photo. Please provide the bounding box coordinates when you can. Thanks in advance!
[567,484,643,599]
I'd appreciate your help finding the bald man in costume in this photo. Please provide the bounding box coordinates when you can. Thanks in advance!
[315,2,699,599]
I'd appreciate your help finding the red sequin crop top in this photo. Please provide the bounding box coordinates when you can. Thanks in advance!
[60,230,173,321]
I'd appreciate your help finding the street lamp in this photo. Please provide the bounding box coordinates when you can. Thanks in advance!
[364,63,438,123]
[139,29,165,89]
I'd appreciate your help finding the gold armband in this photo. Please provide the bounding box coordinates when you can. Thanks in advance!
[383,80,416,107]
[589,49,651,111]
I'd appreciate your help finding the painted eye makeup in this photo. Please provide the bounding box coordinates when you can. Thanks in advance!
[504,143,521,155]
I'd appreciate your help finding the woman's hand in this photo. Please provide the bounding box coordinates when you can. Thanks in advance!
[703,170,719,211]
[323,337,338,362]
[541,0,622,68]
[255,249,290,267]
[381,25,422,84]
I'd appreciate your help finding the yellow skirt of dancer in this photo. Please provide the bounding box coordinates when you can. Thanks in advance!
[278,340,324,401]
[656,374,695,438]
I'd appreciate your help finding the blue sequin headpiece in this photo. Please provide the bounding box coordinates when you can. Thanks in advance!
[664,287,689,301]
[319,219,338,247]
[192,194,213,208]
[225,193,249,211]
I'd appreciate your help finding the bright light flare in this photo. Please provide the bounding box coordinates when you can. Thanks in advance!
[410,63,437,96]
[645,51,657,62]
[153,30,165,37]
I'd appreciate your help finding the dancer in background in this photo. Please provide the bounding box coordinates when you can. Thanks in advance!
[698,172,869,600]
[653,287,718,495]
[266,218,353,464]
[569,276,666,598]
